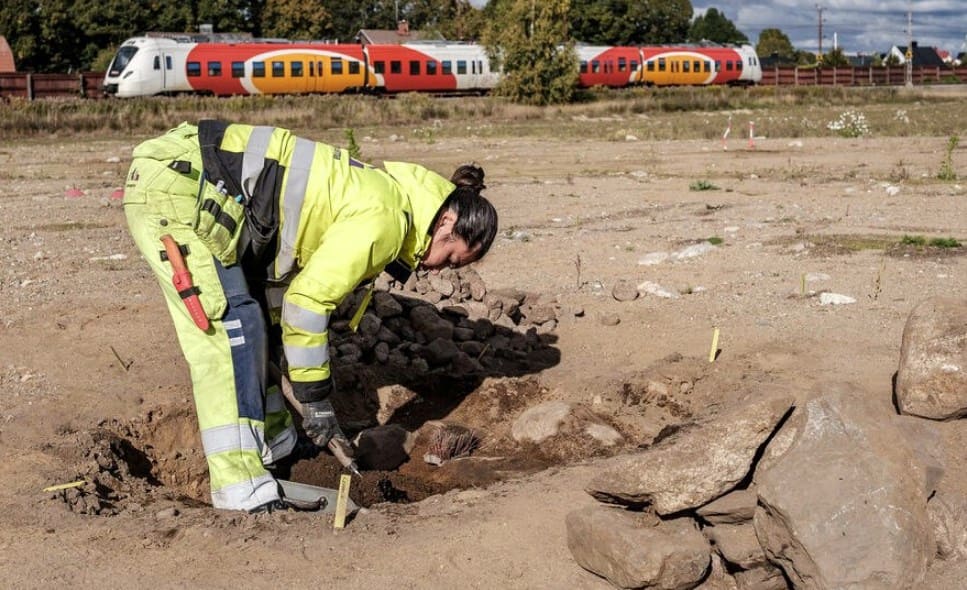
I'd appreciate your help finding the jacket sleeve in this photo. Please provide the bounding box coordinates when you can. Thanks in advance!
[281,210,405,403]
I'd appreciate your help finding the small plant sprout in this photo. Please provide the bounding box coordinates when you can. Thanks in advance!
[929,237,961,248]
[690,179,720,191]
[827,110,870,138]
[707,236,723,245]
[938,135,959,181]
[344,128,362,161]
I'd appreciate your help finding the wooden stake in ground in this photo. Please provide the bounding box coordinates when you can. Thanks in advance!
[333,474,352,529]
[709,327,720,362]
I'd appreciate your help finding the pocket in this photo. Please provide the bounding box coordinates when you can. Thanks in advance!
[153,225,228,321]
[193,179,246,267]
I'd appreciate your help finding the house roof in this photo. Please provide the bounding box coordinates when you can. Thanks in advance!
[0,36,15,73]
[356,21,444,45]
[894,43,946,67]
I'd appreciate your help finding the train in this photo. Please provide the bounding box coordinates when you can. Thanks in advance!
[103,34,761,98]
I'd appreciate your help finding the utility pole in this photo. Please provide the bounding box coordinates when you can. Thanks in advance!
[816,4,824,60]
[905,8,913,87]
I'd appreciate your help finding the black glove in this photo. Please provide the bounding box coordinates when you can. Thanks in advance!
[301,399,347,448]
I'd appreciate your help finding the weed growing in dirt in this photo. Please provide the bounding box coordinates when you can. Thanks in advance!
[889,159,910,182]
[707,236,724,245]
[938,135,959,181]
[344,128,362,161]
[900,235,927,246]
[689,179,719,191]
[827,109,870,138]
[929,237,961,248]
[899,235,961,248]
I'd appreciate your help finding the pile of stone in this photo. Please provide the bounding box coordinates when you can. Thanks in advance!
[566,295,967,589]
[327,267,561,378]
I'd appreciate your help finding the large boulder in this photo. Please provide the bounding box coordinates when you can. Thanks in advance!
[566,505,710,589]
[586,395,793,514]
[753,386,935,589]
[895,297,967,420]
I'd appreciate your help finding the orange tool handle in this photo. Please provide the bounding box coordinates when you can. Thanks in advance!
[160,235,210,331]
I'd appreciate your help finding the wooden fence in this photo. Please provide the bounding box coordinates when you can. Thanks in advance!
[0,72,105,99]
[1,67,966,99]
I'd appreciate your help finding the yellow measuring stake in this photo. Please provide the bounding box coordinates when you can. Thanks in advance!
[709,327,720,363]
[333,474,352,529]
[43,480,86,492]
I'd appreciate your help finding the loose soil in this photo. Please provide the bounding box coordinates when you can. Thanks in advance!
[2,100,967,588]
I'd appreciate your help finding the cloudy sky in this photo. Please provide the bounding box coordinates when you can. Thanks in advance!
[694,1,966,55]
[467,1,966,55]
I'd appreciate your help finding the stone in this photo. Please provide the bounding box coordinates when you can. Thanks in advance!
[597,312,621,326]
[927,493,967,561]
[733,565,787,590]
[566,505,710,590]
[587,395,793,514]
[511,401,572,443]
[612,280,640,302]
[409,305,454,341]
[422,337,460,366]
[818,292,855,305]
[353,424,414,471]
[585,423,623,446]
[638,281,679,299]
[372,291,403,318]
[896,297,967,420]
[697,488,758,525]
[521,303,557,325]
[753,386,934,590]
[704,523,768,569]
[694,553,738,590]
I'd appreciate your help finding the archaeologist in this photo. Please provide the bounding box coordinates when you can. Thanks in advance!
[122,121,497,512]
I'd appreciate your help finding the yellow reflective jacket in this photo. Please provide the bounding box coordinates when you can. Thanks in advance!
[198,121,454,401]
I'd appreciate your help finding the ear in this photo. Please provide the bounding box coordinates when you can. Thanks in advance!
[435,209,458,231]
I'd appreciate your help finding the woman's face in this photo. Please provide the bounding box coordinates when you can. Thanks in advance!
[420,210,481,271]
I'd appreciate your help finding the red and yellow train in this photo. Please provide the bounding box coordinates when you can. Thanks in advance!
[103,34,761,98]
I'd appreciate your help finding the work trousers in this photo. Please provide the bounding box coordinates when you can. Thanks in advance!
[123,127,296,511]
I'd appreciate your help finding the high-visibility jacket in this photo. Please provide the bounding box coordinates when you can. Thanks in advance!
[197,121,455,402]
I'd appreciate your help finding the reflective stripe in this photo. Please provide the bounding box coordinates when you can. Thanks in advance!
[283,300,329,334]
[284,342,330,368]
[241,126,274,199]
[229,336,246,347]
[200,423,263,456]
[274,137,316,278]
[223,319,242,330]
[263,423,297,465]
[210,473,279,511]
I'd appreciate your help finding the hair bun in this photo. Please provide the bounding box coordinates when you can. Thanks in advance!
[450,163,486,192]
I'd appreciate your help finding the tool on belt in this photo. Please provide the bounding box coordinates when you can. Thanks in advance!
[160,234,210,331]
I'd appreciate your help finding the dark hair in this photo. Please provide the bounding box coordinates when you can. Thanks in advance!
[437,164,497,258]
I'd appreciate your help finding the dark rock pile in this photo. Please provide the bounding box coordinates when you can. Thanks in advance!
[328,267,563,378]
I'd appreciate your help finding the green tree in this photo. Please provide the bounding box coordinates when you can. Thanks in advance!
[570,0,691,45]
[688,7,748,44]
[482,0,578,105]
[822,46,849,67]
[262,0,331,39]
[756,28,795,63]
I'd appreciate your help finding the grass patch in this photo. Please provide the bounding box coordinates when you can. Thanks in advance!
[707,236,724,245]
[689,179,719,191]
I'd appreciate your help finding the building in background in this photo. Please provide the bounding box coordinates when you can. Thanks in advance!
[0,36,15,72]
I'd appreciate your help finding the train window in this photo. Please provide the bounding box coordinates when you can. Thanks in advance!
[208,61,222,76]
[726,61,733,71]
[471,61,476,74]
[736,61,743,71]
[291,61,303,77]
[658,58,666,72]
[457,60,467,74]
[232,61,244,78]
[591,60,600,73]
[253,62,265,77]
[349,61,360,75]
[374,61,385,74]
[272,61,284,77]
[479,60,485,73]
[410,60,420,75]
[318,61,324,76]
[440,61,450,74]
[631,60,638,70]
[646,61,654,72]
[714,60,721,72]
[390,61,402,74]
[618,57,626,72]
[682,61,690,72]
[166,56,173,70]
[309,62,314,77]
[705,61,711,73]
[580,61,588,73]
[693,60,700,72]
[427,61,437,75]
[153,56,161,70]
[331,59,343,75]
[187,62,201,77]
[109,46,138,76]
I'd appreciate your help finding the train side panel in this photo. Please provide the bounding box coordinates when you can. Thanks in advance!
[640,46,744,86]
[185,44,368,95]
[576,46,642,88]
[365,43,497,93]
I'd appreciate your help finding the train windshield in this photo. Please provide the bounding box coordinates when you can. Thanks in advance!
[108,47,139,77]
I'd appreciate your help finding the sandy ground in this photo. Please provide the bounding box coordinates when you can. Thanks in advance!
[1,110,967,588]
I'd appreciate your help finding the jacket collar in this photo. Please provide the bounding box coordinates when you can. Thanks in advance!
[383,161,454,274]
